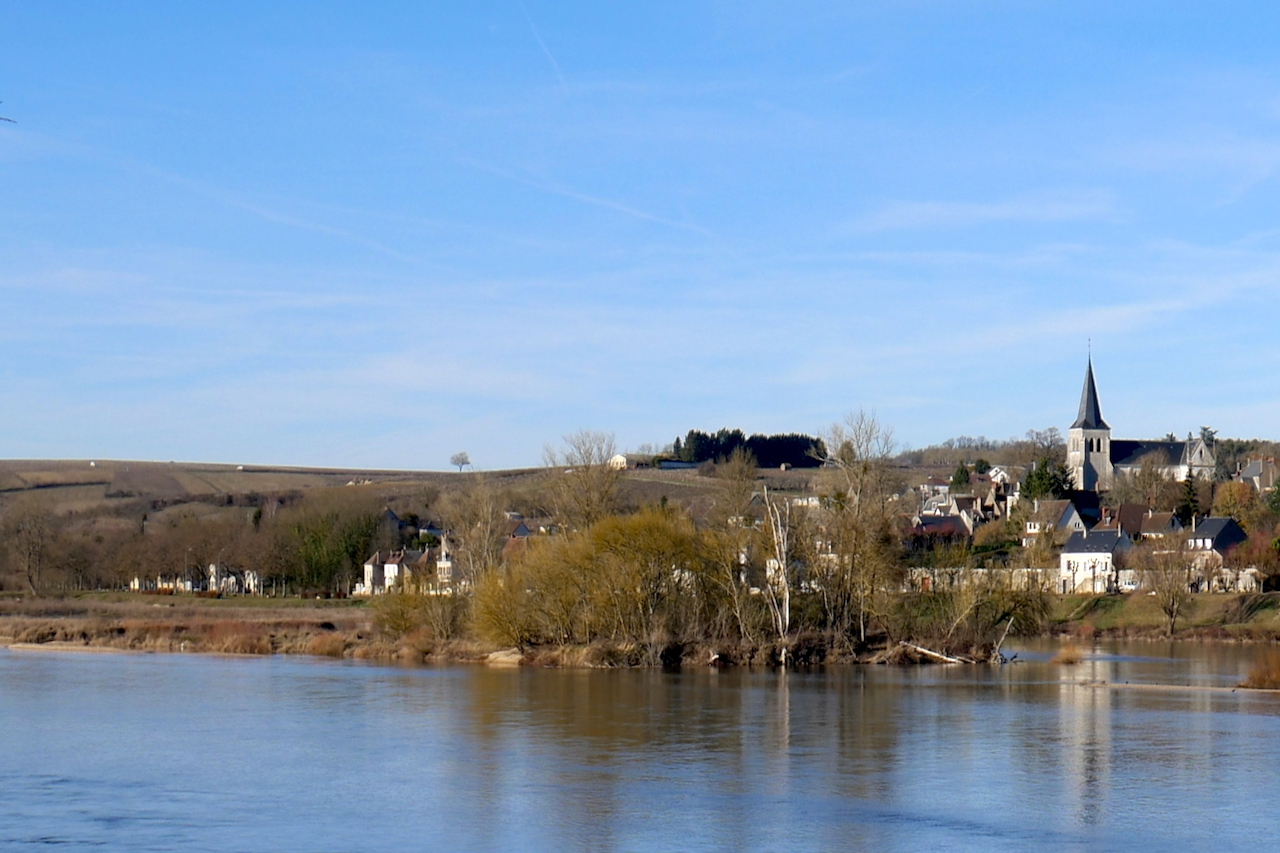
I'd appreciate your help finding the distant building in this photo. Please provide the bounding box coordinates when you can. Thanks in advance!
[1066,358,1215,491]
[1022,497,1090,547]
[609,454,653,470]
[919,476,950,498]
[1237,457,1279,493]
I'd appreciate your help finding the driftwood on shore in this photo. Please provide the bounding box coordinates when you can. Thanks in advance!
[899,641,968,664]
[866,641,987,665]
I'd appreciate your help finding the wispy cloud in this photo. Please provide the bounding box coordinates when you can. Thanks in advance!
[465,158,715,236]
[851,190,1117,232]
[1116,134,1280,204]
[518,1,569,94]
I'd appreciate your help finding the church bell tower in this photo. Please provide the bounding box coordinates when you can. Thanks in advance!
[1067,357,1112,491]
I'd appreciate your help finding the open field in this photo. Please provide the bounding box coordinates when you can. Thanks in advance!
[0,458,499,502]
[0,458,754,519]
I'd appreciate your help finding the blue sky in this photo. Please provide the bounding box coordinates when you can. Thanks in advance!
[4,2,1280,469]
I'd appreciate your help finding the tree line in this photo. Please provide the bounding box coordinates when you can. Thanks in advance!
[671,428,826,468]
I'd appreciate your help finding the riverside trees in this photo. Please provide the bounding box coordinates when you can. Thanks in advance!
[813,411,904,648]
[472,506,721,655]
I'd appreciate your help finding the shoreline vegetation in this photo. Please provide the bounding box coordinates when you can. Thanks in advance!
[7,591,1280,673]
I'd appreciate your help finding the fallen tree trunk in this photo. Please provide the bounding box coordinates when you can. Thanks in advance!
[899,641,966,664]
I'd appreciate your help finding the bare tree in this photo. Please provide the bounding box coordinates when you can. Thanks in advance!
[4,500,56,594]
[704,448,763,643]
[438,475,508,585]
[1130,537,1195,636]
[817,411,903,645]
[761,486,793,661]
[542,430,621,529]
[450,452,471,472]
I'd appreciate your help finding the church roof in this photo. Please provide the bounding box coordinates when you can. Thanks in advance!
[1110,440,1184,468]
[1071,358,1109,430]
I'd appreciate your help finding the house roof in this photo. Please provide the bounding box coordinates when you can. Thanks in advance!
[1103,504,1147,538]
[1139,512,1178,535]
[1241,458,1267,478]
[1063,529,1127,554]
[1033,499,1076,527]
[1071,358,1109,430]
[910,515,970,538]
[1191,517,1248,552]
[502,536,530,561]
[1239,457,1278,487]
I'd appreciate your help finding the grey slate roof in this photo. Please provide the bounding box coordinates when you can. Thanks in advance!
[1110,440,1184,468]
[1062,529,1127,554]
[1191,517,1248,552]
[1071,358,1109,430]
[1241,459,1267,478]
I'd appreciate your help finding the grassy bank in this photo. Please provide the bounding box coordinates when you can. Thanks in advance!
[1049,591,1280,641]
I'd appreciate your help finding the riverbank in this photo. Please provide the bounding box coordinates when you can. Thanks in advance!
[5,591,1280,667]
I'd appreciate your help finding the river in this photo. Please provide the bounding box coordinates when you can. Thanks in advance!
[2,641,1278,852]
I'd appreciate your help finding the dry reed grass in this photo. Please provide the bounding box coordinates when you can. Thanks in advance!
[1052,643,1084,665]
[1241,649,1280,689]
[202,620,271,655]
[305,633,348,658]
[351,642,399,660]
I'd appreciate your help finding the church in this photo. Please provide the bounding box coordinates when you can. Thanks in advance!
[1065,358,1215,492]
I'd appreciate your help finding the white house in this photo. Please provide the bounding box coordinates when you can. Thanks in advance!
[1059,529,1132,594]
[1023,499,1088,547]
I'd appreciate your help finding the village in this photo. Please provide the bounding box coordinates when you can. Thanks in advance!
[110,358,1278,623]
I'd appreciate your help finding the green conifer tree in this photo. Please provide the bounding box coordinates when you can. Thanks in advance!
[1175,475,1201,527]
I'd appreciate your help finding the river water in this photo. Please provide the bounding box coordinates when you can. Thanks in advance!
[2,641,1278,852]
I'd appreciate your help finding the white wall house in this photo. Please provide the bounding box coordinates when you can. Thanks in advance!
[1059,530,1132,594]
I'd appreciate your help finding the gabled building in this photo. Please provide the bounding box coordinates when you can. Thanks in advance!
[1022,498,1089,547]
[1095,504,1148,540]
[1237,457,1279,493]
[1065,358,1215,492]
[1185,517,1247,571]
[919,476,950,498]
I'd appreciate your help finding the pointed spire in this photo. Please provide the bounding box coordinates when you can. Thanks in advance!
[1071,357,1109,430]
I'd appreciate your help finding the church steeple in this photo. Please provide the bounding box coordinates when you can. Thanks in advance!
[1067,356,1113,491]
[1071,357,1109,431]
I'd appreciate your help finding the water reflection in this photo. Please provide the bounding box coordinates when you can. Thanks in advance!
[2,645,1280,852]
